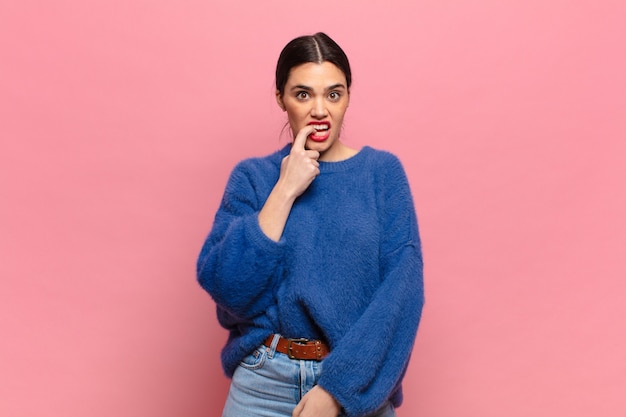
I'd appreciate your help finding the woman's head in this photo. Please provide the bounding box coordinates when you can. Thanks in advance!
[275,33,353,161]
[275,32,351,98]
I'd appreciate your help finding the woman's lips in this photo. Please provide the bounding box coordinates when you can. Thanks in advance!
[307,122,331,142]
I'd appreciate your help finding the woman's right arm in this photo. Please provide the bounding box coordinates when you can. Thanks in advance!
[258,126,319,241]
[197,127,319,319]
[196,163,285,320]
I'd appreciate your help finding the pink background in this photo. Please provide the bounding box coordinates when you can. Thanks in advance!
[2,1,625,416]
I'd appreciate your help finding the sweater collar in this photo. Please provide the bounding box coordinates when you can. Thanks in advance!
[280,144,373,173]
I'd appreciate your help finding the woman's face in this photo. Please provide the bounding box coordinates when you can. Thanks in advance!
[277,61,350,160]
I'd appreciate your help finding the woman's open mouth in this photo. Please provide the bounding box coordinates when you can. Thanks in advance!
[308,122,331,142]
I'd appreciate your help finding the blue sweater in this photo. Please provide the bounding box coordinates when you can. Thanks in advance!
[197,144,424,417]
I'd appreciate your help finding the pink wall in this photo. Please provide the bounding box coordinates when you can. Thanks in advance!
[1,1,625,416]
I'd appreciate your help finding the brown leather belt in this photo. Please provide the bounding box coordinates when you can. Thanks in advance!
[263,335,330,361]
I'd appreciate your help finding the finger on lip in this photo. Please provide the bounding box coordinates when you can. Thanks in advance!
[292,125,316,150]
[303,125,318,138]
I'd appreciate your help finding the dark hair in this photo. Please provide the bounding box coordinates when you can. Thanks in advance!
[275,32,352,97]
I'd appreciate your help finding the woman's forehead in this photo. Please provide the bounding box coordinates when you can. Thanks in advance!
[286,62,347,88]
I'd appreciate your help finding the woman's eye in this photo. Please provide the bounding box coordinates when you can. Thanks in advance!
[329,91,341,101]
[296,91,309,100]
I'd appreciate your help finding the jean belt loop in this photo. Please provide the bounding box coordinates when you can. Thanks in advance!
[267,334,281,359]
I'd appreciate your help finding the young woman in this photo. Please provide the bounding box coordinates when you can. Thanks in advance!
[197,32,424,417]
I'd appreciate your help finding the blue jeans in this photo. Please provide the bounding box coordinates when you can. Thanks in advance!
[222,335,396,417]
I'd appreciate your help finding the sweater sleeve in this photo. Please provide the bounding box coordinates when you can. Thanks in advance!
[317,155,425,417]
[196,161,286,320]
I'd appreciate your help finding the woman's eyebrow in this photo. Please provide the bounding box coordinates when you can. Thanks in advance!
[326,83,346,91]
[290,84,313,91]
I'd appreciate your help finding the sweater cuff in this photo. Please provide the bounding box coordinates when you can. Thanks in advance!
[245,213,286,254]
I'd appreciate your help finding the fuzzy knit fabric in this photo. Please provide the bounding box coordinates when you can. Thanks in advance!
[197,144,424,417]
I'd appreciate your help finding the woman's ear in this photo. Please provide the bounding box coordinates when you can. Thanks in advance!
[276,91,285,111]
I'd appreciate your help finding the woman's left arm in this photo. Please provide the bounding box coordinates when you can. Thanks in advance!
[316,155,425,417]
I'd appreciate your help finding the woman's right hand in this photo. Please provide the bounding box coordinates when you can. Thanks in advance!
[258,126,320,242]
[277,126,320,199]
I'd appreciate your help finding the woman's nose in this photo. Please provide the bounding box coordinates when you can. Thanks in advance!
[310,98,328,118]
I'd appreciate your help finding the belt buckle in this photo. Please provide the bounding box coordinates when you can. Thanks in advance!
[287,338,310,359]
